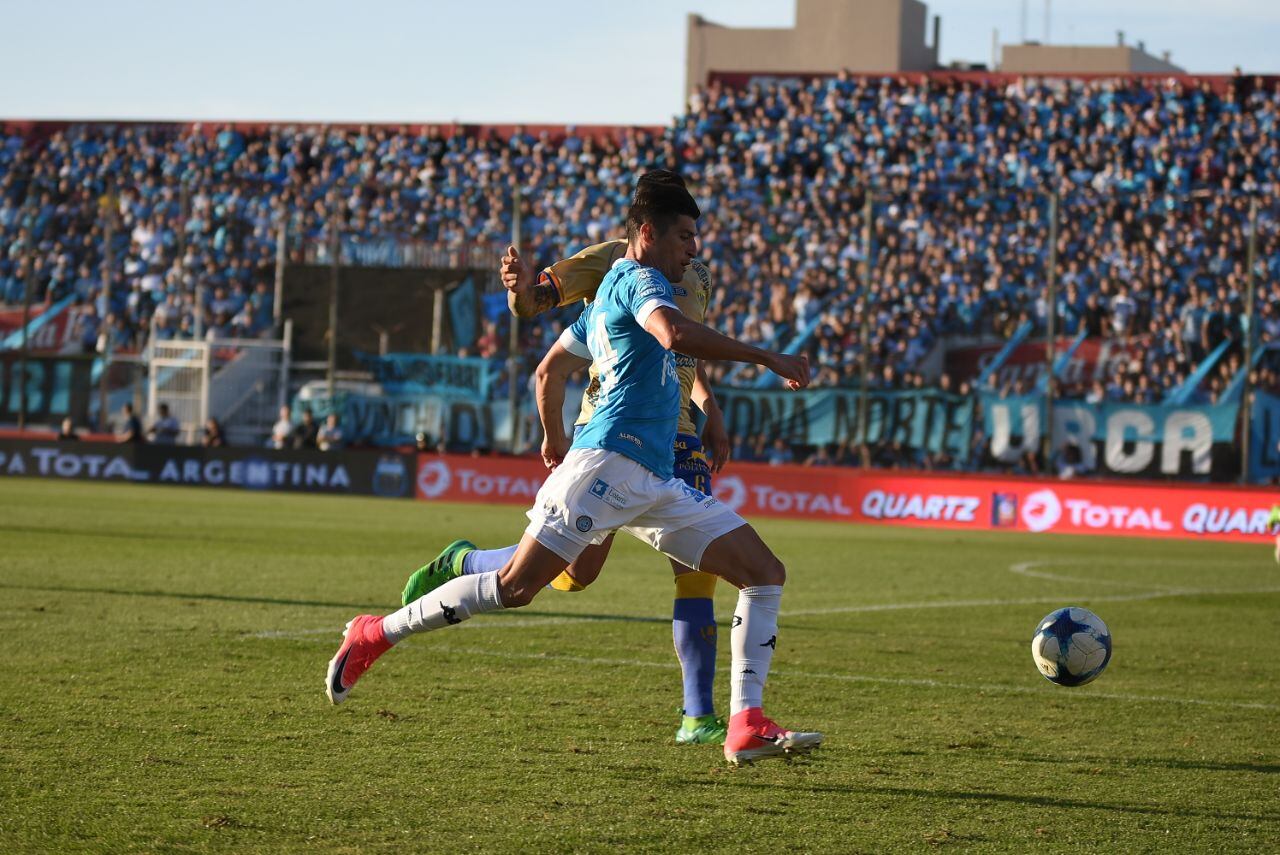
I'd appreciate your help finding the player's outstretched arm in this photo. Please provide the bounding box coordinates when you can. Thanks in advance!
[501,245,559,318]
[644,307,810,390]
[534,340,591,469]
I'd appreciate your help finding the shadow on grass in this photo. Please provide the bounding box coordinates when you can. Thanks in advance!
[0,581,669,625]
[703,779,1280,824]
[1001,751,1280,776]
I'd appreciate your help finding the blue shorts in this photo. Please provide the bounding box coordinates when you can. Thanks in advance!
[673,433,713,496]
[570,427,713,496]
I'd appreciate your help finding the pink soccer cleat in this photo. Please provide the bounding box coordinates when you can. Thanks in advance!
[723,708,823,766]
[325,615,392,704]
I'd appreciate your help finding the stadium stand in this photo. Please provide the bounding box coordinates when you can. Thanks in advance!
[1,73,1277,463]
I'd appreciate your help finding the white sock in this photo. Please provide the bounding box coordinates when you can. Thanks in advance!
[462,545,518,575]
[730,585,782,716]
[381,571,505,643]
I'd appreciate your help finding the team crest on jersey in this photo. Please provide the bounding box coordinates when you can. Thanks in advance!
[575,515,594,533]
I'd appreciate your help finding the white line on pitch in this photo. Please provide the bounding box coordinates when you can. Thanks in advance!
[417,645,1280,713]
[1007,560,1184,591]
[779,586,1280,617]
[250,584,1280,637]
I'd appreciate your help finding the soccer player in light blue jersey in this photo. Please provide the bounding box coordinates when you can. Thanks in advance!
[326,172,822,765]
[402,172,730,747]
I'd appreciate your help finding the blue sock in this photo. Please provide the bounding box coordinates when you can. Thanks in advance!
[462,545,518,575]
[672,597,717,718]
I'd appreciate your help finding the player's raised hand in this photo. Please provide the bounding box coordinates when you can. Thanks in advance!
[769,353,811,390]
[501,244,533,293]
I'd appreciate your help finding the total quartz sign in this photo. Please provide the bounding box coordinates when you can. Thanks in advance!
[998,483,1275,541]
[415,455,1275,543]
[843,472,1276,543]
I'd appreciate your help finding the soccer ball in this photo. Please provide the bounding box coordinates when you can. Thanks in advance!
[1030,607,1112,687]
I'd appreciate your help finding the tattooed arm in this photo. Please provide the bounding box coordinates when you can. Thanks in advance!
[500,244,559,318]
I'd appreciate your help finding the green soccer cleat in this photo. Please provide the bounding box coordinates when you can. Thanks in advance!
[675,713,728,745]
[401,539,476,606]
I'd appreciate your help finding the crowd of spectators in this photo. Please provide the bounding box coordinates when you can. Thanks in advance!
[1,73,1278,431]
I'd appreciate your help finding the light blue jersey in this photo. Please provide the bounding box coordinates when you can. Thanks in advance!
[559,258,681,480]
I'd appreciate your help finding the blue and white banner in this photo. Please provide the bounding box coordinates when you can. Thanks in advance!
[1248,390,1280,482]
[294,382,585,451]
[981,393,1239,478]
[714,388,975,460]
[448,276,477,351]
[357,352,495,398]
[297,387,514,449]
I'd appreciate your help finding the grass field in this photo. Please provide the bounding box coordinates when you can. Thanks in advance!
[1,478,1278,853]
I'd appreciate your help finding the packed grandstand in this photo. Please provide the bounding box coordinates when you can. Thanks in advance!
[1,71,1278,477]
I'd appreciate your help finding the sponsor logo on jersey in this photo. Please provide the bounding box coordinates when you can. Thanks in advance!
[691,263,711,289]
[617,432,644,448]
[589,478,628,509]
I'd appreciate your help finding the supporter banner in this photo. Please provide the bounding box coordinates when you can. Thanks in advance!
[412,454,1276,544]
[448,276,477,351]
[296,388,519,449]
[714,388,974,456]
[1249,390,1280,481]
[981,393,1239,479]
[0,440,414,498]
[0,305,49,338]
[0,296,77,353]
[358,353,494,398]
[0,353,94,424]
[297,383,585,450]
[948,337,1144,388]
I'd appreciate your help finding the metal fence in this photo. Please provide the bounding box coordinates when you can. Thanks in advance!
[148,325,291,447]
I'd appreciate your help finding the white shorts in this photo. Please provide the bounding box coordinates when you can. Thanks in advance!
[525,447,748,568]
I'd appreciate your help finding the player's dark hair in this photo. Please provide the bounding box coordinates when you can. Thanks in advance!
[626,169,700,243]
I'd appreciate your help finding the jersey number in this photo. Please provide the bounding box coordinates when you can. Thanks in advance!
[588,314,620,398]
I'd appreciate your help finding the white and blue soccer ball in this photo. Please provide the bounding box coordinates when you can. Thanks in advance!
[1031,607,1112,687]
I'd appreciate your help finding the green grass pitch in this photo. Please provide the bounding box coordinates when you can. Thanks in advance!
[1,478,1278,852]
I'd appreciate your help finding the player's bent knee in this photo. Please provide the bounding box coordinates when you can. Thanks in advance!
[760,555,786,587]
[496,573,545,608]
[497,580,539,608]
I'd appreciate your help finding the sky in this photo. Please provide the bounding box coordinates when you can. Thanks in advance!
[1,0,1277,126]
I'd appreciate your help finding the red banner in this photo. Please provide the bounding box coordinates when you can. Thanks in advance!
[0,302,80,352]
[415,455,1278,544]
[946,337,1145,388]
[0,306,47,337]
